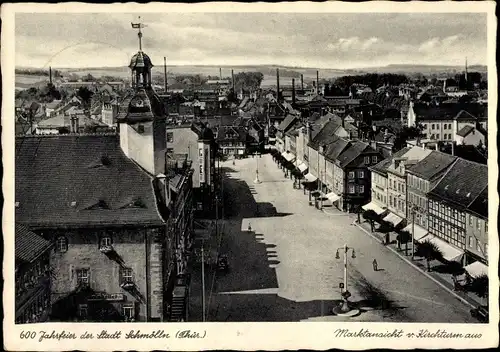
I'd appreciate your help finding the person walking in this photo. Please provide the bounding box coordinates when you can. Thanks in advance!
[372,259,378,271]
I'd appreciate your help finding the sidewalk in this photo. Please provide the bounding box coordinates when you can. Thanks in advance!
[355,220,484,308]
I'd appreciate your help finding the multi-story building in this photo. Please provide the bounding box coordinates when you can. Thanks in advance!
[363,147,411,216]
[426,158,488,265]
[385,146,432,228]
[165,122,216,215]
[463,187,488,277]
[15,224,53,324]
[216,125,248,157]
[276,114,299,153]
[404,151,457,241]
[15,40,193,322]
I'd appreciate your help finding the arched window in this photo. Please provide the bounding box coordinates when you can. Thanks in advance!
[56,236,68,253]
[99,233,113,248]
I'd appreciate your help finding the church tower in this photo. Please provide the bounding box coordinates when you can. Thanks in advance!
[117,19,167,176]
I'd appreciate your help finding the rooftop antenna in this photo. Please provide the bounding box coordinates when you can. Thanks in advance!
[131,16,146,51]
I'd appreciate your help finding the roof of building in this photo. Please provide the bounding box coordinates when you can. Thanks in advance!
[15,135,165,228]
[413,103,487,121]
[15,223,52,264]
[216,125,247,143]
[467,186,488,219]
[456,125,476,137]
[428,158,488,211]
[407,150,457,180]
[309,117,344,150]
[37,114,107,129]
[337,141,372,169]
[277,114,298,132]
[129,51,153,69]
[116,88,164,124]
[45,100,62,110]
[369,147,411,176]
[324,136,350,162]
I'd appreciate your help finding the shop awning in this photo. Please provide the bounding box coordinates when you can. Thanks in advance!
[383,212,404,227]
[361,201,386,215]
[424,235,465,262]
[325,192,340,203]
[284,152,296,162]
[402,223,428,242]
[303,173,317,183]
[298,162,308,173]
[464,261,488,278]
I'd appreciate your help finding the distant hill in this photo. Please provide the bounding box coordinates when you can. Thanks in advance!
[352,64,488,74]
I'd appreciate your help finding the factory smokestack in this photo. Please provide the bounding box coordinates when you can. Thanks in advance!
[220,67,222,80]
[301,74,304,91]
[49,66,52,85]
[276,68,280,102]
[232,69,235,92]
[292,78,296,105]
[163,57,167,93]
[316,70,319,95]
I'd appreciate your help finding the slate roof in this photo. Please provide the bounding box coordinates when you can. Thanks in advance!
[15,135,165,228]
[369,147,411,176]
[309,118,343,150]
[37,114,107,129]
[428,158,488,211]
[15,224,52,264]
[337,141,371,168]
[413,103,487,121]
[216,126,247,143]
[277,114,298,132]
[467,186,488,219]
[324,136,350,162]
[456,125,475,137]
[407,151,457,180]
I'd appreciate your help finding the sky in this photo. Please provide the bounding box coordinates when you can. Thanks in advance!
[15,12,488,69]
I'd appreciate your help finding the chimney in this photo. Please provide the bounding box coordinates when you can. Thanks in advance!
[164,57,167,93]
[49,66,52,85]
[451,141,456,156]
[232,69,235,93]
[316,71,319,94]
[220,67,222,80]
[292,78,296,105]
[301,74,304,91]
[276,68,280,102]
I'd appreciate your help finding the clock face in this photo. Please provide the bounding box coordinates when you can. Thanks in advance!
[131,97,144,107]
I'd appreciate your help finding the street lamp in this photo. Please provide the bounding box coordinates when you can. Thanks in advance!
[254,152,261,184]
[332,244,359,317]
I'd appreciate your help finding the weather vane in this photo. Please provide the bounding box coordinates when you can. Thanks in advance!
[131,16,146,51]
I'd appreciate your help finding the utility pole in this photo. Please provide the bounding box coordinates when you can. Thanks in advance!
[201,241,206,322]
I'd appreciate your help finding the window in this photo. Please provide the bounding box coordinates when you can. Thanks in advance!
[359,185,365,193]
[76,268,90,286]
[485,222,488,233]
[476,240,482,253]
[166,147,174,154]
[349,185,355,194]
[56,236,68,253]
[348,172,355,179]
[99,235,112,248]
[166,132,174,143]
[430,134,434,139]
[122,303,135,321]
[364,156,370,164]
[476,218,481,230]
[372,156,378,163]
[423,124,427,129]
[431,124,435,130]
[448,124,452,129]
[78,304,88,319]
[359,171,365,178]
[469,215,473,226]
[484,243,488,255]
[389,196,393,207]
[120,267,133,284]
[444,124,447,130]
[137,124,145,134]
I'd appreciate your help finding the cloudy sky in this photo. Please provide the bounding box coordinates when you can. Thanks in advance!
[15,12,487,69]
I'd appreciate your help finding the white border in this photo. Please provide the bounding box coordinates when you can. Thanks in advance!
[2,2,498,351]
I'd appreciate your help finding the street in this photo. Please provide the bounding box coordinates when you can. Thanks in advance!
[189,154,476,322]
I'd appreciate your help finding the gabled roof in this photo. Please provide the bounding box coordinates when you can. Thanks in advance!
[324,136,350,162]
[337,141,371,169]
[369,147,411,176]
[407,151,457,180]
[427,158,488,211]
[309,118,344,150]
[456,125,476,137]
[467,186,488,219]
[277,114,298,133]
[15,135,165,228]
[216,125,247,142]
[15,224,52,264]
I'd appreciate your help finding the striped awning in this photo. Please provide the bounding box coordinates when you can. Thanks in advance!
[298,162,308,173]
[325,192,340,203]
[383,212,404,227]
[303,173,317,183]
[464,261,488,278]
[402,223,428,242]
[361,201,386,215]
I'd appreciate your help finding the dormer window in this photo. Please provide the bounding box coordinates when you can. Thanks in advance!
[137,125,145,134]
[99,235,113,248]
[56,236,68,253]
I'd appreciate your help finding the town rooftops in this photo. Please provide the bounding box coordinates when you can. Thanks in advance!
[387,146,432,175]
[412,103,487,121]
[15,134,165,228]
[428,158,488,211]
[370,147,411,176]
[277,114,298,132]
[15,223,52,264]
[323,136,350,162]
[308,116,344,150]
[456,125,481,138]
[37,114,107,129]
[407,150,457,180]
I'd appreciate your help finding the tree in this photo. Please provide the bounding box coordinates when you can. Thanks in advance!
[396,230,412,256]
[362,209,379,232]
[77,87,94,107]
[392,125,424,152]
[466,274,488,305]
[415,240,444,272]
[234,72,264,91]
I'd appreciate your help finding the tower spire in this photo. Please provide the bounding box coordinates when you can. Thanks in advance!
[131,16,145,51]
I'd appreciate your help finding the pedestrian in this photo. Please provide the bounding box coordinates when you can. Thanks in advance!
[372,259,378,271]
